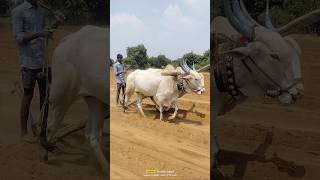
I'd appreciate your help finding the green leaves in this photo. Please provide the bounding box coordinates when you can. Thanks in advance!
[123,44,209,70]
[211,0,320,34]
[45,0,109,24]
[126,44,148,69]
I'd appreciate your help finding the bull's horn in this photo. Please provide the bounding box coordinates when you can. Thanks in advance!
[180,59,192,73]
[224,0,255,39]
[239,0,260,27]
[231,0,256,30]
[192,61,196,71]
[198,64,210,72]
[265,0,275,29]
[277,9,320,36]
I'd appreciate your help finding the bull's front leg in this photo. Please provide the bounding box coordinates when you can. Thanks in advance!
[159,104,164,121]
[150,97,160,110]
[168,103,178,120]
[136,93,146,117]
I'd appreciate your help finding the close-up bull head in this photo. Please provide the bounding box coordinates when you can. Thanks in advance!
[161,60,206,95]
[211,0,319,104]
[179,59,206,95]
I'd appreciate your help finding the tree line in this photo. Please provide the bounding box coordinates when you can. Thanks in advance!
[211,0,320,34]
[0,0,109,25]
[111,44,210,71]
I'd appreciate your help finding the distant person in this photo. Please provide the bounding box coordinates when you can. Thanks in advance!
[114,54,126,105]
[11,0,52,142]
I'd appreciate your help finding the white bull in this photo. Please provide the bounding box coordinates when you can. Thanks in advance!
[40,26,109,176]
[124,63,205,121]
[211,0,320,178]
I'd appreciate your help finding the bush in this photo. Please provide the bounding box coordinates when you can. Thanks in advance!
[211,0,320,34]
[0,0,9,15]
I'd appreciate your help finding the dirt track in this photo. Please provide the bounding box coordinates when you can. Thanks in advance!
[0,18,106,179]
[110,71,211,179]
[215,35,320,179]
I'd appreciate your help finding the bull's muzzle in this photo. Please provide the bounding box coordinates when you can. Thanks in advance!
[278,84,304,105]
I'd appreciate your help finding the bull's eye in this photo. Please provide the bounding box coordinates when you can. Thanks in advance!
[195,78,198,81]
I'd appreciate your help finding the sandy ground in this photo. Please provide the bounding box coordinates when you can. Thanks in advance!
[215,34,320,179]
[110,71,211,179]
[0,18,106,179]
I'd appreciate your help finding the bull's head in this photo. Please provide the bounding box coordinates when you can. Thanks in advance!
[161,61,206,95]
[179,59,206,95]
[212,0,320,104]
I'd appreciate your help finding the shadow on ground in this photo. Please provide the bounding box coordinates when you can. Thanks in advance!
[216,131,306,179]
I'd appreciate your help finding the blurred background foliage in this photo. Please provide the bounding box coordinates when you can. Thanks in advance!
[0,0,109,25]
[211,0,320,34]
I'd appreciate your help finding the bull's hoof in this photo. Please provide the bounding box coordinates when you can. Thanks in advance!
[168,116,176,120]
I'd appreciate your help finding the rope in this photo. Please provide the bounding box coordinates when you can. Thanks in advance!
[38,35,51,141]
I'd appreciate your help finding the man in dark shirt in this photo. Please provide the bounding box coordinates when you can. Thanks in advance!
[12,0,52,142]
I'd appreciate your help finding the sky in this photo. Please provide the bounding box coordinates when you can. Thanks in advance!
[110,0,210,60]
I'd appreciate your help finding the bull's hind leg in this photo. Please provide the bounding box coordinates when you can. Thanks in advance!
[136,93,146,117]
[84,97,108,177]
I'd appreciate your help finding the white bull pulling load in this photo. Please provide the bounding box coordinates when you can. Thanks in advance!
[123,59,206,121]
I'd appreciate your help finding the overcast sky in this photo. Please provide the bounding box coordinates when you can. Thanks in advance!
[110,0,210,60]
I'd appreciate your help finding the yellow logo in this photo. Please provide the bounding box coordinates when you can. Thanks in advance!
[144,169,176,177]
[145,169,157,174]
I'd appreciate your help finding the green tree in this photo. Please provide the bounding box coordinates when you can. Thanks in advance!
[183,52,201,68]
[0,0,9,15]
[126,44,148,69]
[172,51,209,70]
[154,55,170,68]
[197,50,210,70]
[44,0,109,25]
[110,58,114,66]
[211,0,320,34]
[147,56,157,68]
